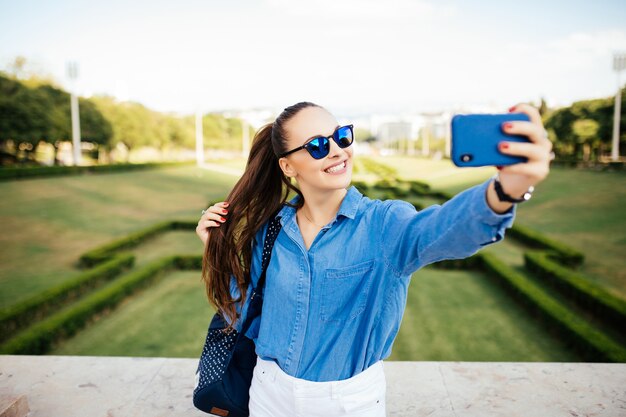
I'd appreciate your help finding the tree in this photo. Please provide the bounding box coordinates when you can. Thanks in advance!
[544,86,626,162]
[0,74,113,165]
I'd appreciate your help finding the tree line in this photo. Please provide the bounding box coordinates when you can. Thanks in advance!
[1,70,624,166]
[0,73,255,166]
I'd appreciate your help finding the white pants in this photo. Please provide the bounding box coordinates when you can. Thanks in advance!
[248,356,387,417]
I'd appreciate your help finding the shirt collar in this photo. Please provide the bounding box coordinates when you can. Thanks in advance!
[277,185,362,226]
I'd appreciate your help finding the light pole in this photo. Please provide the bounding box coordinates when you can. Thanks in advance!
[611,52,626,162]
[445,113,451,158]
[242,116,250,158]
[66,61,81,165]
[196,109,204,166]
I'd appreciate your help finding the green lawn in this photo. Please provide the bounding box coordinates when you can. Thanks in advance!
[50,270,213,358]
[2,156,622,360]
[0,165,232,308]
[387,266,581,361]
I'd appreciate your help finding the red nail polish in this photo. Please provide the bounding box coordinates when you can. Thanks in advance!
[221,217,226,221]
[503,122,513,129]
[222,209,228,213]
[509,106,516,112]
[500,142,509,149]
[496,166,503,170]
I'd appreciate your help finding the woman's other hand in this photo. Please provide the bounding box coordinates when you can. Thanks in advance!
[196,201,229,246]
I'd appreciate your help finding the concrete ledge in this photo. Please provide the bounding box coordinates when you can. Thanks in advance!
[0,355,625,416]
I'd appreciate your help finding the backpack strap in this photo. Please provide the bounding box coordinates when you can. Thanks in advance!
[239,208,283,335]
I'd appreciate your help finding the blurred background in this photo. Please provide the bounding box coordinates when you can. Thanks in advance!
[0,0,624,362]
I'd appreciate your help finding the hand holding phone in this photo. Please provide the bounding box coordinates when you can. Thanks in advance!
[451,113,532,167]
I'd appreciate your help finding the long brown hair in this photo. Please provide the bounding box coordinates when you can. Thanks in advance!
[201,101,321,331]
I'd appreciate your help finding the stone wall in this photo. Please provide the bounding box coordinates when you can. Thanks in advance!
[1,355,625,416]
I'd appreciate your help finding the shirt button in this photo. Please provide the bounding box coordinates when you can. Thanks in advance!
[492,236,497,242]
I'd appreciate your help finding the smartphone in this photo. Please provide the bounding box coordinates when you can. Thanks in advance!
[450,113,531,167]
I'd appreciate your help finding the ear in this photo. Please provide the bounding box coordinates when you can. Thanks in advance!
[279,157,297,178]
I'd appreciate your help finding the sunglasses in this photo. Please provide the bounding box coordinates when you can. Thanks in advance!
[278,124,354,160]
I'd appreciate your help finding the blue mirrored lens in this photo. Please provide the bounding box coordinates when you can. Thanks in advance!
[335,126,353,147]
[307,137,330,159]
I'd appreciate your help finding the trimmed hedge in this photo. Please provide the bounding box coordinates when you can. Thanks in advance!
[508,223,584,267]
[0,254,134,342]
[429,254,482,270]
[173,254,203,270]
[0,255,185,355]
[79,220,176,267]
[0,160,195,181]
[402,197,426,211]
[426,190,454,201]
[359,157,398,180]
[350,180,370,194]
[525,250,626,331]
[480,252,626,362]
[371,179,401,191]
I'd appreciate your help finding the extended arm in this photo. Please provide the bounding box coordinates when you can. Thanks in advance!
[380,176,516,277]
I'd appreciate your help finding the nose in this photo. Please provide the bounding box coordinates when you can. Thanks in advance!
[326,136,348,159]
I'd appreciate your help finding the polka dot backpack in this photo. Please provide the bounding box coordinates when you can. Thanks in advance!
[193,209,282,417]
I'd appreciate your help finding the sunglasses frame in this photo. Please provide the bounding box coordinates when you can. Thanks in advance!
[278,124,354,159]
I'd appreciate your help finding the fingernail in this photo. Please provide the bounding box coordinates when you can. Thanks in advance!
[221,217,226,221]
[509,106,516,112]
[500,142,509,150]
[224,202,229,206]
[496,166,503,170]
[222,209,228,213]
[503,122,513,129]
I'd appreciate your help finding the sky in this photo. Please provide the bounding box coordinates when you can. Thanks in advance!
[1,0,625,118]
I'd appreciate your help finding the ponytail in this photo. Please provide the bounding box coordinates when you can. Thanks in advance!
[201,101,321,330]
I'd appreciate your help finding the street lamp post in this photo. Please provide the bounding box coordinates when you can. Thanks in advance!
[242,116,250,158]
[611,52,626,162]
[196,109,204,166]
[66,61,81,166]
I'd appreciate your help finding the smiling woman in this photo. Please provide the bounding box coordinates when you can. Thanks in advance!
[195,100,551,417]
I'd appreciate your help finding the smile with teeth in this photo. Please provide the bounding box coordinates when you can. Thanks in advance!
[324,161,347,173]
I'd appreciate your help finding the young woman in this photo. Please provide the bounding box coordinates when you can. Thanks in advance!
[196,101,553,417]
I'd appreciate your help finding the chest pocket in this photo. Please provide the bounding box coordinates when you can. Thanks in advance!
[320,259,375,323]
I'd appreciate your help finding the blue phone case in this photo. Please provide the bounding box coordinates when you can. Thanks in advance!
[451,113,531,167]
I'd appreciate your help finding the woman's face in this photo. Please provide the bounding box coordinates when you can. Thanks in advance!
[278,106,354,192]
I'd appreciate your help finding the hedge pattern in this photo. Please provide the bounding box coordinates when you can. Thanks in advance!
[0,160,195,181]
[524,250,626,331]
[0,255,178,354]
[480,252,626,362]
[2,157,623,361]
[0,254,134,342]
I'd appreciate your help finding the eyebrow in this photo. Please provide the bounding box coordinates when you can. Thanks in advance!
[301,125,341,146]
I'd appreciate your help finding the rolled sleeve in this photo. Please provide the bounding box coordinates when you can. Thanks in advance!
[380,176,516,276]
[470,176,517,246]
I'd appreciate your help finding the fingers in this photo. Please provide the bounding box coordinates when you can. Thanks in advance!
[509,102,542,126]
[498,140,551,163]
[198,201,229,227]
[501,120,552,148]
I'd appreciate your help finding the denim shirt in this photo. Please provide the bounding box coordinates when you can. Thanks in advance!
[226,176,517,382]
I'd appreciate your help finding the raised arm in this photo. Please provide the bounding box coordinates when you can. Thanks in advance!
[380,176,516,277]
